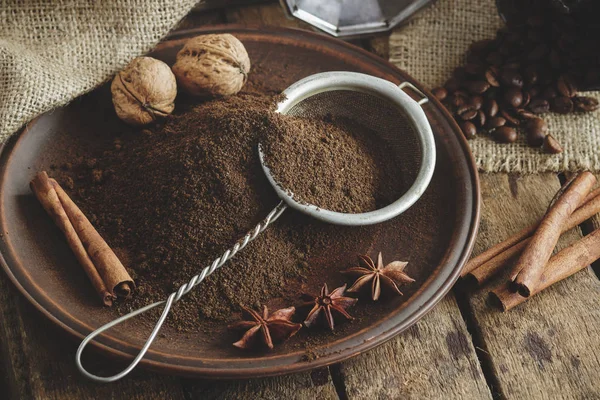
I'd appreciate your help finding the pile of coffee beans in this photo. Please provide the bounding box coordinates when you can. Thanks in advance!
[432,11,599,153]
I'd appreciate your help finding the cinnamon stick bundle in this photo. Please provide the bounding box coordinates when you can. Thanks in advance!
[30,171,134,306]
[465,189,600,285]
[509,172,596,296]
[490,228,600,311]
[462,186,600,278]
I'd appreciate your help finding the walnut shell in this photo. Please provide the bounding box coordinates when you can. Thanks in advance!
[172,34,250,97]
[111,57,177,126]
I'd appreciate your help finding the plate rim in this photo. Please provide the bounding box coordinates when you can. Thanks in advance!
[0,25,480,379]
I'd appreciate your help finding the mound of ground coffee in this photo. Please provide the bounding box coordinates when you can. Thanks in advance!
[67,92,405,329]
[261,115,403,213]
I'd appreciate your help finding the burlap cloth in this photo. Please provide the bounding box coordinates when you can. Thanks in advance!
[390,0,600,173]
[0,0,199,143]
[1,0,598,173]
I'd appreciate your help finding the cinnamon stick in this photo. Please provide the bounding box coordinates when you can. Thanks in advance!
[30,172,134,306]
[490,228,600,311]
[462,185,600,278]
[467,189,600,285]
[510,172,596,296]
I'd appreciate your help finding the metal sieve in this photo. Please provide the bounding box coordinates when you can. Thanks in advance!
[76,71,436,382]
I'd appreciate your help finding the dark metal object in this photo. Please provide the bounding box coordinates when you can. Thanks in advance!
[279,0,435,37]
[0,26,480,379]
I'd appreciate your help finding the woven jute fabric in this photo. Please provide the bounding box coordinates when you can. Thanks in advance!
[0,0,199,143]
[390,0,600,173]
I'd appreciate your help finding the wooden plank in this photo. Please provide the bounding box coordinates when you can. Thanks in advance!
[465,173,600,399]
[182,368,339,399]
[0,273,186,399]
[335,296,492,399]
[224,2,313,30]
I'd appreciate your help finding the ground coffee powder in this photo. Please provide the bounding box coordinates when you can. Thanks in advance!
[261,115,404,213]
[67,91,403,330]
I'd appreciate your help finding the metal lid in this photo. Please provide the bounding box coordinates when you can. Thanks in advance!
[280,0,434,37]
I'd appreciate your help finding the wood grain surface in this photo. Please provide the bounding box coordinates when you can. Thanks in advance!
[0,2,598,399]
[335,297,491,399]
[466,173,600,398]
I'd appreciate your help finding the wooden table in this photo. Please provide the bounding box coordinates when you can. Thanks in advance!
[1,3,599,399]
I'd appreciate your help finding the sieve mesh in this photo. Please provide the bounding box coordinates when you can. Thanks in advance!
[284,89,423,196]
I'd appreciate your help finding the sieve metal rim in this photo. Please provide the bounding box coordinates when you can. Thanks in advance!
[260,71,436,226]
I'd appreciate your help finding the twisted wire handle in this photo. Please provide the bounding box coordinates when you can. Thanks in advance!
[76,201,288,382]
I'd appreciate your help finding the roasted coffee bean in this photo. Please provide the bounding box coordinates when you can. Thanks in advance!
[521,91,531,108]
[465,80,490,95]
[483,98,499,118]
[449,90,469,107]
[523,65,539,86]
[500,110,520,126]
[475,110,486,128]
[456,104,473,115]
[431,87,448,101]
[528,98,550,114]
[573,96,599,112]
[503,88,523,108]
[460,121,477,140]
[556,75,577,98]
[444,77,461,92]
[500,69,524,88]
[493,126,518,143]
[487,116,506,129]
[468,95,484,110]
[551,96,574,114]
[459,109,478,121]
[541,87,557,100]
[543,134,563,154]
[525,118,548,147]
[485,66,500,87]
[517,109,537,120]
[527,86,540,98]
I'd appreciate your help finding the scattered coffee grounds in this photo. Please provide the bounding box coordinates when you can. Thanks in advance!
[261,115,403,213]
[66,92,397,330]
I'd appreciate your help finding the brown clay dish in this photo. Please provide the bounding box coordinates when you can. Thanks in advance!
[0,26,480,379]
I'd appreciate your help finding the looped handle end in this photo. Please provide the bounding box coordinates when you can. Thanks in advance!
[75,296,174,383]
[75,201,287,382]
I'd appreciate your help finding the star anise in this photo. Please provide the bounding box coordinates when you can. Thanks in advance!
[301,283,357,331]
[228,305,302,350]
[344,252,414,301]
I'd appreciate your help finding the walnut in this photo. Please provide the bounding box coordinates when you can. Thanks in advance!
[111,57,177,126]
[172,34,250,97]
